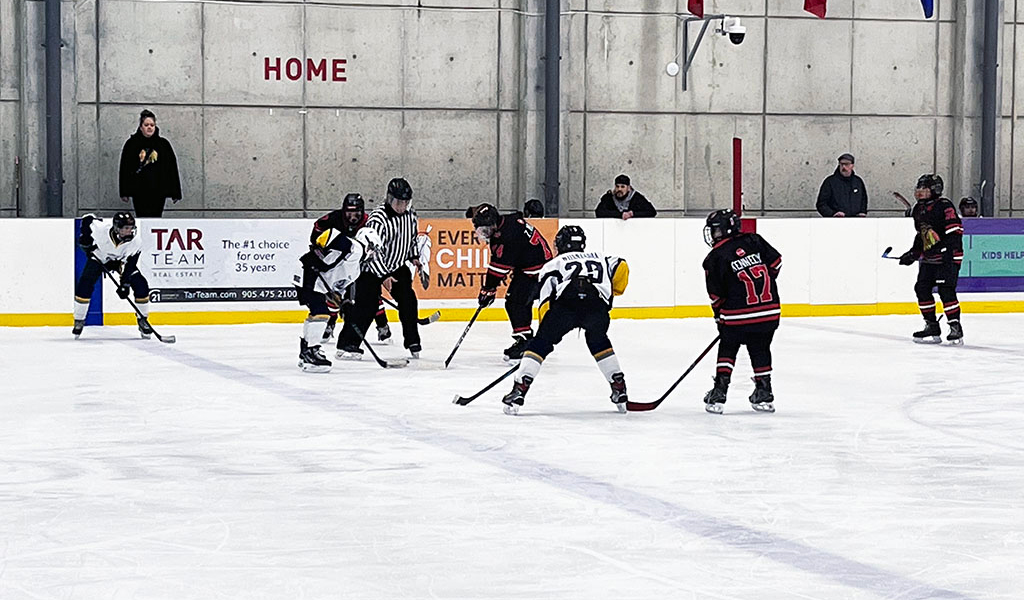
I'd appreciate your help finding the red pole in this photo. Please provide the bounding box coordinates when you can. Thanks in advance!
[732,137,742,217]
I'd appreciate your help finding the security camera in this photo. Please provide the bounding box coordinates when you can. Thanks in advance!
[720,16,746,45]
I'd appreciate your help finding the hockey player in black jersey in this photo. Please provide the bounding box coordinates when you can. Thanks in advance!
[309,193,391,344]
[73,212,154,339]
[468,203,553,363]
[898,174,964,344]
[701,209,782,414]
[501,225,630,415]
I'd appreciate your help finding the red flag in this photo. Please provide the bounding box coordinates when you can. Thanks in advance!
[804,0,827,18]
[688,0,703,18]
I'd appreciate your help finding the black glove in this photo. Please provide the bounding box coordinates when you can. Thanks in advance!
[116,279,131,299]
[299,251,329,273]
[898,251,916,266]
[78,233,97,253]
[478,287,496,308]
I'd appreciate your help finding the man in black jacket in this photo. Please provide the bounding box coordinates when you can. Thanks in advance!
[816,153,868,217]
[595,174,657,219]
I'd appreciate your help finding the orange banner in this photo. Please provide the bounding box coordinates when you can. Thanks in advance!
[413,217,560,299]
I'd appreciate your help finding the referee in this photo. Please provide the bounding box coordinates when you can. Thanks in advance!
[337,177,424,358]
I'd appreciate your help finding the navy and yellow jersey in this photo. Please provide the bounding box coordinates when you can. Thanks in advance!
[310,210,368,242]
[702,233,782,328]
[484,215,553,289]
[908,198,963,265]
[535,251,629,321]
[293,229,363,297]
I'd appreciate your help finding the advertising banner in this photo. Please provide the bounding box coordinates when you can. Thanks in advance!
[959,219,1024,292]
[137,216,560,304]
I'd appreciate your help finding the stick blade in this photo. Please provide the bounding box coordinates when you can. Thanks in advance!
[625,400,662,412]
[453,394,468,405]
[157,335,176,344]
[385,358,409,369]
[883,246,893,254]
[423,310,441,324]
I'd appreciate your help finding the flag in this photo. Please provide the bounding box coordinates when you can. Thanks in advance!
[921,0,934,18]
[688,0,703,18]
[804,0,827,18]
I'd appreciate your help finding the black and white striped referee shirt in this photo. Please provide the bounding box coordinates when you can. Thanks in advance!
[364,203,419,277]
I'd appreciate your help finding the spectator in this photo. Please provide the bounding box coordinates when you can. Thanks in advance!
[523,198,545,218]
[595,174,657,219]
[959,197,979,218]
[118,109,182,218]
[816,153,867,217]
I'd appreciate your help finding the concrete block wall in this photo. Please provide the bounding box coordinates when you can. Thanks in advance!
[1,0,1022,218]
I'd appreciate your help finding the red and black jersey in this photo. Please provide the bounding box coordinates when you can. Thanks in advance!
[483,215,553,289]
[703,233,782,329]
[908,198,963,265]
[310,210,368,244]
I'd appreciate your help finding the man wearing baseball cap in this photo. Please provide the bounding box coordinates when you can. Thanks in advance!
[816,153,868,217]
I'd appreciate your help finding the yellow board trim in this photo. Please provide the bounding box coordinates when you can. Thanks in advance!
[3,301,1024,327]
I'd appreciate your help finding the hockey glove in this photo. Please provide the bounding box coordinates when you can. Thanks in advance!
[78,233,97,253]
[299,251,329,273]
[898,251,916,266]
[478,287,497,308]
[116,279,131,299]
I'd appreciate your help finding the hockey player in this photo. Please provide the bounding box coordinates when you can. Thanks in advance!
[468,203,553,363]
[701,209,782,414]
[336,177,425,359]
[309,193,392,344]
[73,212,153,339]
[501,225,630,415]
[292,225,380,372]
[898,174,964,344]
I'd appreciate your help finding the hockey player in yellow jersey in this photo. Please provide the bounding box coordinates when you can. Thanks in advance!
[501,225,630,415]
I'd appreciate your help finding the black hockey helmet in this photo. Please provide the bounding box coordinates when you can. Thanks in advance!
[703,209,741,246]
[915,174,944,199]
[523,198,545,218]
[470,203,500,241]
[386,177,413,202]
[554,225,586,254]
[342,192,364,213]
[112,211,137,242]
[959,196,979,216]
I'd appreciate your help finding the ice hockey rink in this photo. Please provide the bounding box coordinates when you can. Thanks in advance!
[2,314,1022,600]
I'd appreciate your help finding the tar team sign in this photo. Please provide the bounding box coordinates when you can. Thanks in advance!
[140,219,308,303]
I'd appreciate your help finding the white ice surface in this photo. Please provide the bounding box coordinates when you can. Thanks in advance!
[2,315,1023,600]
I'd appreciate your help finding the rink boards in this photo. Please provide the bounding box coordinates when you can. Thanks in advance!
[1,217,1023,326]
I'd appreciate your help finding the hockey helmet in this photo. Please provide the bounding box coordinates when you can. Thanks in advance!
[554,225,586,254]
[112,211,137,242]
[915,174,944,199]
[386,177,413,203]
[471,203,500,241]
[342,193,365,226]
[703,209,741,246]
[959,196,979,217]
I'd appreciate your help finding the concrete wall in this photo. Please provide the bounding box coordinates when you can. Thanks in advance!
[1,0,1022,218]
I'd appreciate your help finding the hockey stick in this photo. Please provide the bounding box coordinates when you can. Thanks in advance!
[380,296,440,325]
[91,254,176,344]
[625,335,720,412]
[881,246,900,260]
[452,365,519,406]
[314,272,407,369]
[443,305,484,368]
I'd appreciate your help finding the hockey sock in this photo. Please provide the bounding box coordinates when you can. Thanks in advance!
[941,300,961,323]
[73,298,90,321]
[512,325,533,337]
[716,356,736,377]
[303,316,330,345]
[515,351,543,383]
[918,300,937,321]
[135,297,150,318]
[593,348,622,383]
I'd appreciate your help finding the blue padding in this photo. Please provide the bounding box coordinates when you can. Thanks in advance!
[74,218,103,326]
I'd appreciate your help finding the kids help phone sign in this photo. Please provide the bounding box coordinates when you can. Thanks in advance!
[139,219,307,303]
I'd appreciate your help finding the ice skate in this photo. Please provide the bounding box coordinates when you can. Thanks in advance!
[408,343,421,359]
[912,320,941,344]
[137,316,154,340]
[503,333,532,364]
[946,321,964,345]
[502,376,532,416]
[320,321,335,345]
[609,373,628,413]
[749,376,775,413]
[377,323,392,344]
[72,319,85,339]
[703,374,729,414]
[336,344,364,361]
[298,339,332,373]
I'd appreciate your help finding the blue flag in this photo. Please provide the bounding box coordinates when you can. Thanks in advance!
[921,0,934,18]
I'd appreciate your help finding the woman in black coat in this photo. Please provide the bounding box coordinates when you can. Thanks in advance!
[118,109,182,217]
